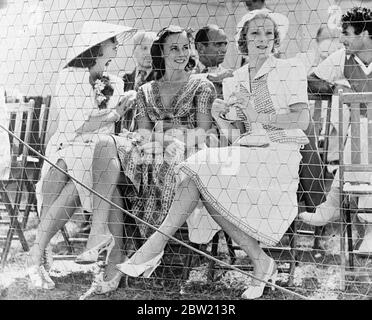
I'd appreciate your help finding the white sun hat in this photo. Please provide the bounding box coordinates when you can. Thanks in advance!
[235,8,289,53]
[65,21,137,68]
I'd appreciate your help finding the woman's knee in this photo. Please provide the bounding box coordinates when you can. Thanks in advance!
[93,145,121,184]
[43,159,68,190]
[94,135,117,159]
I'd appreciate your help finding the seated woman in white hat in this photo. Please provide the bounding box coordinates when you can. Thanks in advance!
[116,10,310,300]
[26,21,136,290]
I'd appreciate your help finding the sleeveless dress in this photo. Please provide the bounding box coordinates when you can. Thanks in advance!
[112,76,216,238]
[176,57,310,246]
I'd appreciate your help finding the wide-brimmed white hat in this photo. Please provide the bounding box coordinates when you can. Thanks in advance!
[65,21,137,67]
[235,9,289,53]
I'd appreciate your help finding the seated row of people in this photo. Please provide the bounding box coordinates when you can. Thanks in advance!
[26,8,309,300]
[24,5,372,300]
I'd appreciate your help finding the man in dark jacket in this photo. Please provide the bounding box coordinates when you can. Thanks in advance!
[119,31,157,132]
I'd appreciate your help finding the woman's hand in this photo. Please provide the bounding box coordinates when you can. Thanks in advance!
[242,103,259,123]
[138,141,163,155]
[211,99,229,120]
[164,139,185,159]
[164,127,185,141]
[116,90,137,116]
[208,69,234,83]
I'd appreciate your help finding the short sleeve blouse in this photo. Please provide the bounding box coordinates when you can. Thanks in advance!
[136,76,216,128]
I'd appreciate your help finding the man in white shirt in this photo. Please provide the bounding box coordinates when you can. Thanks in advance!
[301,6,372,253]
[194,25,233,98]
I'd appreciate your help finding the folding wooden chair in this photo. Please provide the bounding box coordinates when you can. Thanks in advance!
[20,96,52,228]
[0,99,35,268]
[338,90,372,289]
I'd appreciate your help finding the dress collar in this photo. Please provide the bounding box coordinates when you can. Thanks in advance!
[253,55,278,79]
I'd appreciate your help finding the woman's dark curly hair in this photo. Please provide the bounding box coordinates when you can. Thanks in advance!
[66,36,116,69]
[150,25,196,80]
[237,13,280,56]
[341,7,372,39]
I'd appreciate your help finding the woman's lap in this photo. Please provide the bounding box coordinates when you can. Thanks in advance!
[176,143,302,246]
[112,134,181,238]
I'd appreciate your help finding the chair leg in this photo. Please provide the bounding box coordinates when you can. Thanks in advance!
[207,232,220,282]
[288,220,297,287]
[345,207,354,269]
[313,226,324,250]
[22,182,36,229]
[340,195,347,291]
[60,226,74,254]
[0,184,29,269]
[181,243,201,281]
[224,232,236,265]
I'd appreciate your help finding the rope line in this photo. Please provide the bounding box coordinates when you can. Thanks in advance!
[0,123,309,300]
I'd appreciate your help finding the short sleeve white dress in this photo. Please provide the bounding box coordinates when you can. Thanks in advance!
[178,55,310,246]
[35,68,124,213]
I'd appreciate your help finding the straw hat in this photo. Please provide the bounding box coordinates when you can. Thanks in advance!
[65,21,137,67]
[235,9,289,51]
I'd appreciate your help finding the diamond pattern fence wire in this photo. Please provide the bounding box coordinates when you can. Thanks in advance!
[0,0,372,300]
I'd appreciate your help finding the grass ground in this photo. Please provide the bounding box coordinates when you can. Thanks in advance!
[1,212,372,300]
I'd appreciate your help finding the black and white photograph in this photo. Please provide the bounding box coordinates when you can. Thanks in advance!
[0,0,372,303]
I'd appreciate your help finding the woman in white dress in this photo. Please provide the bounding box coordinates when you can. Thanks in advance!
[116,10,310,300]
[27,21,136,289]
[0,87,10,181]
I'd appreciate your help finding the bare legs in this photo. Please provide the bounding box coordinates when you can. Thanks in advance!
[126,177,273,283]
[83,136,122,251]
[28,159,80,266]
[126,177,200,265]
[203,201,272,284]
[102,187,126,280]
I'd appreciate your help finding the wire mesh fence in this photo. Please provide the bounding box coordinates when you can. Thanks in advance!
[1,0,372,300]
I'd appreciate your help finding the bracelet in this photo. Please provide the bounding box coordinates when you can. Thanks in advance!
[111,110,121,121]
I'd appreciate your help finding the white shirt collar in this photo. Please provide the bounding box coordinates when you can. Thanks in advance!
[197,61,223,73]
[136,67,151,78]
[346,53,372,75]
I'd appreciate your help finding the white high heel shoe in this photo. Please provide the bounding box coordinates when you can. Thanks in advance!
[75,235,115,265]
[116,251,164,278]
[28,265,55,290]
[79,270,123,300]
[241,258,278,300]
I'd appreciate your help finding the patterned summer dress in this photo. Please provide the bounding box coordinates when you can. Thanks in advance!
[113,76,216,238]
[176,57,310,246]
